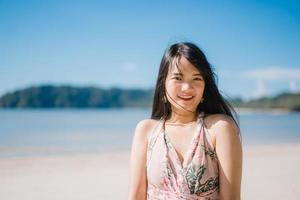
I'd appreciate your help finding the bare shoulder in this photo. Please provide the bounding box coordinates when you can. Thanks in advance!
[134,119,160,142]
[204,113,239,132]
[129,119,159,198]
[204,114,240,147]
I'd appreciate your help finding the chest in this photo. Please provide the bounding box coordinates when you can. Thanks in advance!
[164,125,197,161]
[163,123,216,161]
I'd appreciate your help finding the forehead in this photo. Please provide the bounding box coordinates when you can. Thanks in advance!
[169,56,201,74]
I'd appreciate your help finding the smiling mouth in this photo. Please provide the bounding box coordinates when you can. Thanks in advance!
[178,95,194,101]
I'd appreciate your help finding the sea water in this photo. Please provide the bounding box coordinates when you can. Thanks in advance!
[0,109,299,157]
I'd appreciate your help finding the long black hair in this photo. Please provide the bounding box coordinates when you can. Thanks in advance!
[151,42,240,129]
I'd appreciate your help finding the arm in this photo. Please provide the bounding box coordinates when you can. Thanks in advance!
[215,116,243,200]
[128,120,153,200]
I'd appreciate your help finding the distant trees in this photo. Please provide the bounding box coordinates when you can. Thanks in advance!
[0,85,153,108]
[0,85,299,111]
[235,92,300,111]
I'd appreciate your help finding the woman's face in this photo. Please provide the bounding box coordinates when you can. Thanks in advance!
[165,56,205,115]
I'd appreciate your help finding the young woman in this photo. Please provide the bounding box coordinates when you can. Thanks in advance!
[128,42,243,200]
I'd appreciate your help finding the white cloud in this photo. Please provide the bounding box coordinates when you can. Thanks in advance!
[290,80,298,93]
[253,79,268,98]
[245,67,300,98]
[245,67,300,81]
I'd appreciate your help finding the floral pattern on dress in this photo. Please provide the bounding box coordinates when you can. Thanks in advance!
[146,113,219,200]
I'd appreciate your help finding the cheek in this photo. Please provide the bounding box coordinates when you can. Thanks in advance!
[194,86,205,99]
[165,81,179,93]
[195,83,205,93]
[199,88,205,97]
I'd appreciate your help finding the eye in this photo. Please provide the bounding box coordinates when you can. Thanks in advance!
[173,76,182,81]
[194,77,203,81]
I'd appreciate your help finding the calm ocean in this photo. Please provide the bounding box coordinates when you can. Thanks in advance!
[0,109,299,157]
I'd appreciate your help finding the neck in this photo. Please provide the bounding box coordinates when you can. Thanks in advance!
[167,111,198,124]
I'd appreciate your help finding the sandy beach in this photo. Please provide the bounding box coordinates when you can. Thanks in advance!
[0,144,300,200]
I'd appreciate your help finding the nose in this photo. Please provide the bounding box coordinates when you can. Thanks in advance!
[181,82,192,92]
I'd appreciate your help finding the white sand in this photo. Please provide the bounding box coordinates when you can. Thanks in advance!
[242,144,300,199]
[0,144,299,200]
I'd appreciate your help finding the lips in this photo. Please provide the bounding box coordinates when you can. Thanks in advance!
[178,95,194,101]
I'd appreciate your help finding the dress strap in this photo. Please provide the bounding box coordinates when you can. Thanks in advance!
[148,121,162,148]
[146,121,163,167]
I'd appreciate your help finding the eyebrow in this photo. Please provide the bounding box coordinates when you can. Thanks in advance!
[172,73,203,76]
[193,73,203,77]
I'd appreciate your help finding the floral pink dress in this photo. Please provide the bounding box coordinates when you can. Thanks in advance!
[146,112,219,200]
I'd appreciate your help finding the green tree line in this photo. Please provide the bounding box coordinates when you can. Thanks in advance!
[0,85,299,111]
[0,85,152,108]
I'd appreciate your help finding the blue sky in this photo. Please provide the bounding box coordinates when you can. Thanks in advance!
[0,0,299,100]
